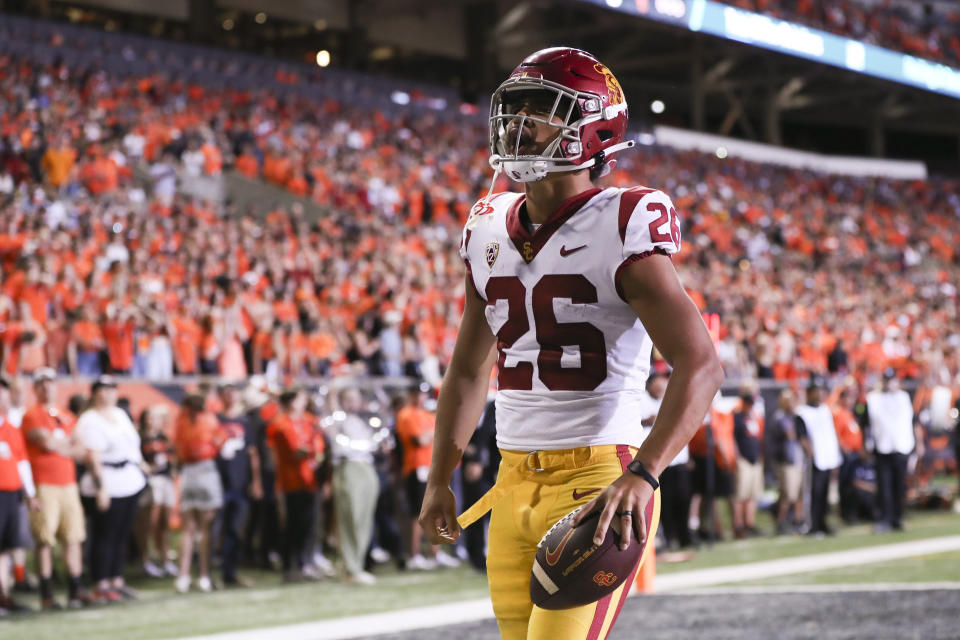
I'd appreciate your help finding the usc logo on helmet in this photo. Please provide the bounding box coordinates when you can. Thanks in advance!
[593,570,617,587]
[593,63,624,105]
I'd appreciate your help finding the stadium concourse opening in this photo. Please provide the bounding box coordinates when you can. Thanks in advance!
[0,1,958,639]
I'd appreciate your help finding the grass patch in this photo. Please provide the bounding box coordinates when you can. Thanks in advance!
[0,564,489,640]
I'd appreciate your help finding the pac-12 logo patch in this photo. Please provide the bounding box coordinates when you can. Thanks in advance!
[485,242,500,268]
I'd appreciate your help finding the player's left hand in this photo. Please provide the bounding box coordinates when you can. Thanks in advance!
[572,471,653,551]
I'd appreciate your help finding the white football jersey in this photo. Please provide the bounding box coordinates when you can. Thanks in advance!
[460,186,682,450]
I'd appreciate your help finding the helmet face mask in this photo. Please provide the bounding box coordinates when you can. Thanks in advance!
[487,48,634,184]
[490,80,592,182]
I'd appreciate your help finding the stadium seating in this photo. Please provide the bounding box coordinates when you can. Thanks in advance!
[719,0,960,68]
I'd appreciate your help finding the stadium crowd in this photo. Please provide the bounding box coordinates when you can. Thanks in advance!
[721,0,960,68]
[0,53,958,389]
[0,22,958,617]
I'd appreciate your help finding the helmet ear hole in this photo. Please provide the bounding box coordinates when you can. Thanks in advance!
[597,130,614,142]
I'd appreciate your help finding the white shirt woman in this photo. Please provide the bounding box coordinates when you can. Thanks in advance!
[76,406,146,499]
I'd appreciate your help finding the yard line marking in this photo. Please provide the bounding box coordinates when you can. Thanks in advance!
[179,536,960,640]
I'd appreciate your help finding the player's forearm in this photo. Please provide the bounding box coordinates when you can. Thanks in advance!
[636,355,723,476]
[428,364,493,487]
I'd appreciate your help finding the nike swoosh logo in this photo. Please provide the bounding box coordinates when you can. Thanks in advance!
[544,527,576,566]
[559,244,588,257]
[572,488,600,501]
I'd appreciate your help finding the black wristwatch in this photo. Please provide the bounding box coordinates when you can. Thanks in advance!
[626,459,659,490]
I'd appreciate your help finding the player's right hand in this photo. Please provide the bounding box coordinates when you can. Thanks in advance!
[419,483,461,545]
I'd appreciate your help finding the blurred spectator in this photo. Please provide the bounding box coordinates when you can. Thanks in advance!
[328,389,380,585]
[75,376,145,602]
[796,377,842,536]
[733,389,764,537]
[21,368,89,608]
[70,307,106,377]
[40,133,76,191]
[396,384,457,568]
[0,378,33,613]
[867,369,920,532]
[644,373,692,550]
[695,397,737,542]
[830,381,865,523]
[266,388,321,582]
[173,393,226,593]
[243,380,282,569]
[953,395,960,512]
[366,394,403,572]
[215,382,262,587]
[772,389,804,534]
[827,339,849,376]
[4,376,32,594]
[461,398,499,570]
[138,406,177,578]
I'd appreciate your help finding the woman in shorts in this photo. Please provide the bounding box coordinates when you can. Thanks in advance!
[173,394,225,593]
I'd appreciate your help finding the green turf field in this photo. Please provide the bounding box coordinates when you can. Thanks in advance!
[0,564,490,640]
[2,510,957,640]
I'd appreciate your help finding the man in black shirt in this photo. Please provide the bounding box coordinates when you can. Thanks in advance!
[216,383,262,586]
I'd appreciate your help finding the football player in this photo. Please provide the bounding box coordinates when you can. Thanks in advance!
[419,47,723,640]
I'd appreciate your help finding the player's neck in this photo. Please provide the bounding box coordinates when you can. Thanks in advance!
[523,172,595,225]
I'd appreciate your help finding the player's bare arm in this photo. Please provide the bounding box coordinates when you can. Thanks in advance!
[419,277,498,544]
[574,253,723,548]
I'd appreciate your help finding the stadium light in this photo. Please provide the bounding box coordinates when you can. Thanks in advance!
[650,99,665,114]
[255,12,267,24]
[606,0,623,7]
[313,19,327,31]
[222,18,234,31]
[316,50,331,67]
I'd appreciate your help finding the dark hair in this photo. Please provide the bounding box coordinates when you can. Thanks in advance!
[67,393,88,416]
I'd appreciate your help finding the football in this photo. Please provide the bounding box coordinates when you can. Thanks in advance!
[530,498,654,610]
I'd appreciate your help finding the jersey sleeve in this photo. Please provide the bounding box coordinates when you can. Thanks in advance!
[460,206,484,301]
[618,188,682,260]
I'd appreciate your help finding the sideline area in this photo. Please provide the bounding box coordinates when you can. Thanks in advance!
[181,535,960,640]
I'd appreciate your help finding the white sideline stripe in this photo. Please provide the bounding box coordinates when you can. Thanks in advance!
[178,598,495,640]
[654,535,960,593]
[532,560,560,595]
[679,582,960,595]
[179,536,960,640]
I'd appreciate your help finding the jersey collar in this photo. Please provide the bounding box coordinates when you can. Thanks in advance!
[505,188,603,264]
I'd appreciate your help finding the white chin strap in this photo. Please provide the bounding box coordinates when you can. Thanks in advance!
[491,140,636,184]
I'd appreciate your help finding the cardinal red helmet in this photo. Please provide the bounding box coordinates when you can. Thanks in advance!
[489,47,634,183]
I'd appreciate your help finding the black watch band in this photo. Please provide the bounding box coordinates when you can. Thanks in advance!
[626,459,659,490]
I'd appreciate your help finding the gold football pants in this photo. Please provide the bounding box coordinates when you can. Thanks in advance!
[458,445,661,640]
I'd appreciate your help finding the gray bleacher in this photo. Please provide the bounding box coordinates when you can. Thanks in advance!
[0,13,468,118]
